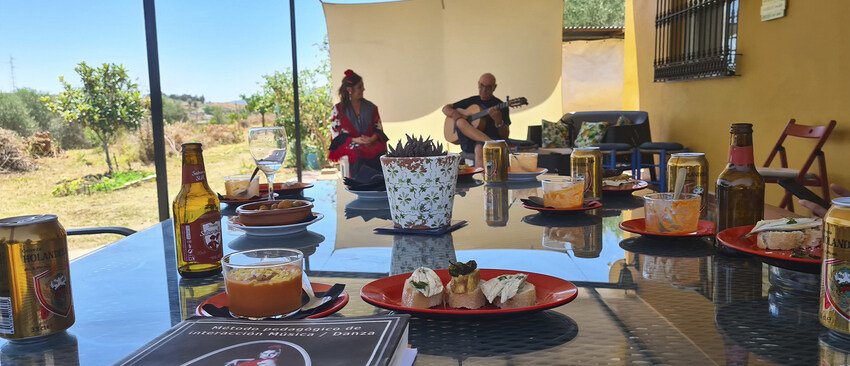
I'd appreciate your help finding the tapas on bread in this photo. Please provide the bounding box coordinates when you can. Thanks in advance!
[716,220,823,274]
[748,217,822,259]
[402,261,536,310]
[360,266,579,318]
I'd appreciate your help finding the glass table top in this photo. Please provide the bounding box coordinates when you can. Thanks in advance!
[0,178,836,365]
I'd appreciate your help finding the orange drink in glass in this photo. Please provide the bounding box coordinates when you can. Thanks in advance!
[643,193,701,234]
[542,177,585,209]
[223,249,304,318]
[509,153,538,173]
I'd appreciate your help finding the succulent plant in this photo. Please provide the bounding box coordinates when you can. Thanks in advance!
[385,134,447,158]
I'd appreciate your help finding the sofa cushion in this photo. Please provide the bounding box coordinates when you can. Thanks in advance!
[574,121,609,147]
[541,119,569,148]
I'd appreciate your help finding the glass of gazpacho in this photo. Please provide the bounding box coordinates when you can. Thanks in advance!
[222,248,304,318]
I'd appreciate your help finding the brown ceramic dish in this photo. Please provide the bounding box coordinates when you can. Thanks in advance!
[235,199,314,226]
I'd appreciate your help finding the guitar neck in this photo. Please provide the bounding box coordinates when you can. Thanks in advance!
[467,101,508,122]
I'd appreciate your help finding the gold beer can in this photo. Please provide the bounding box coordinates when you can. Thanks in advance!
[483,140,509,183]
[821,197,850,335]
[667,152,709,210]
[0,215,74,341]
[484,184,509,227]
[571,147,603,201]
[820,332,850,366]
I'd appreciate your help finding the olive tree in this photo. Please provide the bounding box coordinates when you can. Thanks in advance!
[45,62,144,174]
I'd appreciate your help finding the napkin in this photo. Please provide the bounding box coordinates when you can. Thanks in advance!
[202,284,346,320]
[344,165,386,191]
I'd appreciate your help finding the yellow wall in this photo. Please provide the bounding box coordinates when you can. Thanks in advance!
[324,0,564,151]
[562,39,624,112]
[629,1,850,207]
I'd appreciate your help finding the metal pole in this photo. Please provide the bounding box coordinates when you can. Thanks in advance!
[143,0,170,221]
[290,0,303,182]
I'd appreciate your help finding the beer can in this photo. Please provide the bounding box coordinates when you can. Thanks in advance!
[667,152,709,210]
[820,331,850,366]
[484,184,509,227]
[820,197,850,334]
[0,215,74,341]
[483,140,509,183]
[570,147,603,201]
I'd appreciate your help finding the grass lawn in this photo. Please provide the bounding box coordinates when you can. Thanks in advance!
[0,143,297,259]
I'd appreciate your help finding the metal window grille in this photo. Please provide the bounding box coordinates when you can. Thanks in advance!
[654,0,739,82]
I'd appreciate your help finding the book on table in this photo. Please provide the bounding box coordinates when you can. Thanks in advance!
[116,315,412,366]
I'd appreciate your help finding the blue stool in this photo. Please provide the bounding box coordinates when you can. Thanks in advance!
[636,142,686,191]
[592,143,636,176]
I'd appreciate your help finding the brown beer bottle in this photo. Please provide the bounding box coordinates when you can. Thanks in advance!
[716,123,765,231]
[172,143,223,278]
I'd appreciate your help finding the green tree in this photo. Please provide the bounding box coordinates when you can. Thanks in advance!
[241,92,273,127]
[161,94,189,123]
[45,62,144,174]
[257,38,333,168]
[0,93,36,136]
[564,0,625,27]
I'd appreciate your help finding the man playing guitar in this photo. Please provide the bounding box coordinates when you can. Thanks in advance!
[442,73,511,167]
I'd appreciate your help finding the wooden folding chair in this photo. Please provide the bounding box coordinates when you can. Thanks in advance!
[757,119,836,212]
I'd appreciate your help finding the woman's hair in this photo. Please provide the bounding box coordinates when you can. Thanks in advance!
[338,69,362,104]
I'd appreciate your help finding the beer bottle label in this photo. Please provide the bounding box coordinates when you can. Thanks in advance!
[822,223,850,329]
[728,146,754,165]
[179,212,223,264]
[182,164,207,184]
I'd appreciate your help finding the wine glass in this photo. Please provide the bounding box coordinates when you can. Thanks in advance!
[248,127,287,201]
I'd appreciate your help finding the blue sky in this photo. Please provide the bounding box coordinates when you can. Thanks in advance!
[0,0,384,102]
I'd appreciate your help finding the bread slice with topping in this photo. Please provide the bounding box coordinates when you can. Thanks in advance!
[400,267,444,309]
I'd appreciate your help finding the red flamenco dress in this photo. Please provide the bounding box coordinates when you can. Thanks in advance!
[328,99,388,173]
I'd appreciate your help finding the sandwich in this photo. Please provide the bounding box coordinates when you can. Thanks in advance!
[602,174,638,187]
[401,267,444,309]
[748,217,823,250]
[445,260,486,309]
[480,273,536,309]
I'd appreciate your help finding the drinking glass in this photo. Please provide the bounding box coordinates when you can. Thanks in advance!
[643,193,701,234]
[222,248,304,319]
[248,127,287,201]
[542,177,585,209]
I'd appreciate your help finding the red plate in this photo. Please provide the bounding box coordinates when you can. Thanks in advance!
[219,195,272,205]
[523,200,602,213]
[360,269,578,319]
[458,167,484,178]
[716,225,821,265]
[619,218,715,237]
[196,282,349,319]
[260,182,314,195]
[602,180,649,193]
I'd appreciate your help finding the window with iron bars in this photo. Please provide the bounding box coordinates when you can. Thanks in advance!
[654,0,739,82]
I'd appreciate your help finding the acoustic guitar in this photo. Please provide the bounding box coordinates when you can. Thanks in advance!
[443,96,528,144]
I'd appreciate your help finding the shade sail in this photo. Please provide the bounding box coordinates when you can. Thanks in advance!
[324,0,564,146]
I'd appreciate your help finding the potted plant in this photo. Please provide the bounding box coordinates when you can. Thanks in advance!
[380,135,460,229]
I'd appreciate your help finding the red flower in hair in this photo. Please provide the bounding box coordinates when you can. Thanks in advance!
[344,69,354,77]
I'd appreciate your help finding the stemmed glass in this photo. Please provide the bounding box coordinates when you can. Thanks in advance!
[248,127,287,201]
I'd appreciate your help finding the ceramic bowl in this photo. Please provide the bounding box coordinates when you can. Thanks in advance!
[235,199,313,226]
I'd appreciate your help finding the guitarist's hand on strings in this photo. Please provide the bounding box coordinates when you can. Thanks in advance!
[487,107,504,126]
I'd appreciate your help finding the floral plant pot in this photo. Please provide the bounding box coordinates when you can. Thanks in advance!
[380,154,460,229]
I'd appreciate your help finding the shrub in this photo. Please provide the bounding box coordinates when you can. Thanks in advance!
[0,128,35,173]
[52,170,151,196]
[0,93,36,137]
[54,122,93,150]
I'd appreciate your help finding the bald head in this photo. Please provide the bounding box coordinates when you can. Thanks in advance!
[477,73,497,100]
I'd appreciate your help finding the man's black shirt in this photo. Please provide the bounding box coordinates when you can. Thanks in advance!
[451,96,511,153]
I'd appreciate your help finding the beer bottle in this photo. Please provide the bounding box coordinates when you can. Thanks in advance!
[173,143,223,278]
[716,123,765,231]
